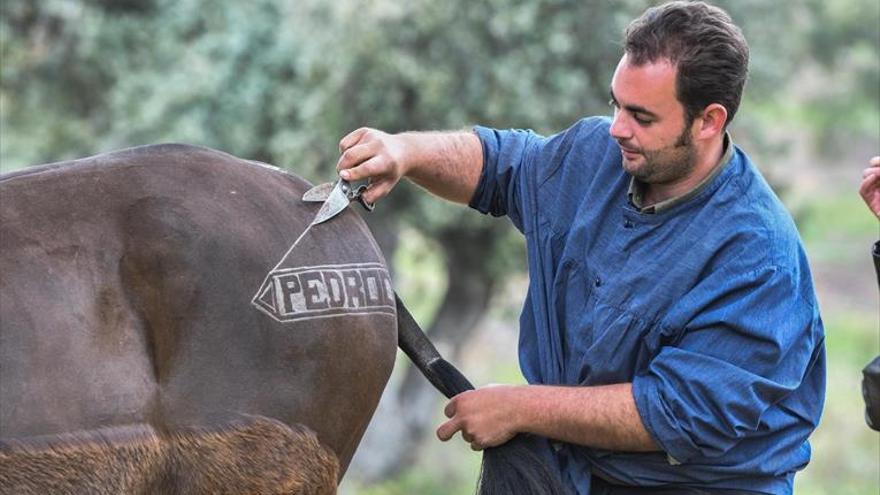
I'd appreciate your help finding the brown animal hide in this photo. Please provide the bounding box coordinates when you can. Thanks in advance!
[0,416,338,494]
[0,143,397,482]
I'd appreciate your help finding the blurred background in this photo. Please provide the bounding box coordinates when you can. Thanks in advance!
[1,0,877,493]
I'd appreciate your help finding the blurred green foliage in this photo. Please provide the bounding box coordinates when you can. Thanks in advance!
[799,192,879,258]
[392,227,448,324]
[2,0,877,277]
[2,0,877,230]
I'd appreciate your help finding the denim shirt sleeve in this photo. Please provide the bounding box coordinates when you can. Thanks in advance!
[632,263,825,464]
[468,126,545,233]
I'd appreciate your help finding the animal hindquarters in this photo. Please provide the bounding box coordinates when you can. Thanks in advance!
[0,144,397,488]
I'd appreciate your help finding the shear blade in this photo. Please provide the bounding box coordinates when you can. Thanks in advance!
[302,181,336,202]
[310,181,351,225]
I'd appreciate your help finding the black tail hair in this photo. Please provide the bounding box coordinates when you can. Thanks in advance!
[395,294,572,495]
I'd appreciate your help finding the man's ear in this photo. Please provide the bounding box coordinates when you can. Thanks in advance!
[696,103,728,140]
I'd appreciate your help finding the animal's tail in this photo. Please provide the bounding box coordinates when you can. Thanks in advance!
[395,294,571,495]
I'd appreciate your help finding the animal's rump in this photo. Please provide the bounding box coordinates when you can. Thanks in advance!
[0,144,397,487]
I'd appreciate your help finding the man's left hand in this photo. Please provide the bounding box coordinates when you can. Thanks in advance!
[436,385,522,451]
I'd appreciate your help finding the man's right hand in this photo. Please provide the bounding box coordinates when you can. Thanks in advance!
[334,127,484,206]
[336,127,409,206]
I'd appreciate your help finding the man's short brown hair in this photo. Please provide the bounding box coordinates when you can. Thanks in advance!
[625,1,750,128]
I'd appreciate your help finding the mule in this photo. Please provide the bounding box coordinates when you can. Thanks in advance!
[0,144,396,494]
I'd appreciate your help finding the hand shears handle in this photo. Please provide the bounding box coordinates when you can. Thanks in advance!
[342,181,374,211]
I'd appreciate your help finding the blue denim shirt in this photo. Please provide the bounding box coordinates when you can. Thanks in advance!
[469,117,826,495]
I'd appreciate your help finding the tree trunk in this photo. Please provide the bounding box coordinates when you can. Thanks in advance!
[347,225,499,483]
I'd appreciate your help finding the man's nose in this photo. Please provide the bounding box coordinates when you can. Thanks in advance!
[609,112,631,140]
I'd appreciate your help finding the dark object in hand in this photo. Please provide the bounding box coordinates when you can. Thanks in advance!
[872,241,880,288]
[863,355,880,431]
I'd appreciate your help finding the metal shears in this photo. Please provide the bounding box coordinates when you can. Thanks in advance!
[302,178,374,225]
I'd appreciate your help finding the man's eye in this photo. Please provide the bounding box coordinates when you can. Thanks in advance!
[608,99,618,108]
[634,115,653,125]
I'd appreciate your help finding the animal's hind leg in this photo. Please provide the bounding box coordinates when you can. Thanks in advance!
[0,418,339,495]
[169,416,339,495]
[0,424,168,495]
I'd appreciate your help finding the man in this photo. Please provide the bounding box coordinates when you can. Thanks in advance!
[336,2,825,494]
[860,155,880,432]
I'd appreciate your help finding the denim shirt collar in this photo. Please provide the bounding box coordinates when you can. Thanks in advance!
[628,132,733,214]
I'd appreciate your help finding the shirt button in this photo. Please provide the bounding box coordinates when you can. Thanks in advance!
[623,220,634,229]
[594,277,602,287]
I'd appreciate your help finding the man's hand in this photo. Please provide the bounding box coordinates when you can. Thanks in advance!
[436,383,658,453]
[860,156,880,220]
[336,127,409,205]
[436,386,522,451]
[334,127,483,205]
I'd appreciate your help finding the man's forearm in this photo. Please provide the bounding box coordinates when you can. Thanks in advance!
[399,131,483,204]
[516,383,658,451]
[438,382,660,452]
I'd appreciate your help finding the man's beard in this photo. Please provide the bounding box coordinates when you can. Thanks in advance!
[621,123,697,185]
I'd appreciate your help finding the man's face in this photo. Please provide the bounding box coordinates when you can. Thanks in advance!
[609,53,696,185]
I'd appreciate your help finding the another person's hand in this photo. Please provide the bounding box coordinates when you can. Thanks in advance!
[336,127,409,205]
[859,156,880,219]
[436,385,521,451]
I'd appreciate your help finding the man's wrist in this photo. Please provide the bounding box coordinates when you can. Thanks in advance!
[505,385,534,434]
[393,132,417,178]
[512,384,561,437]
